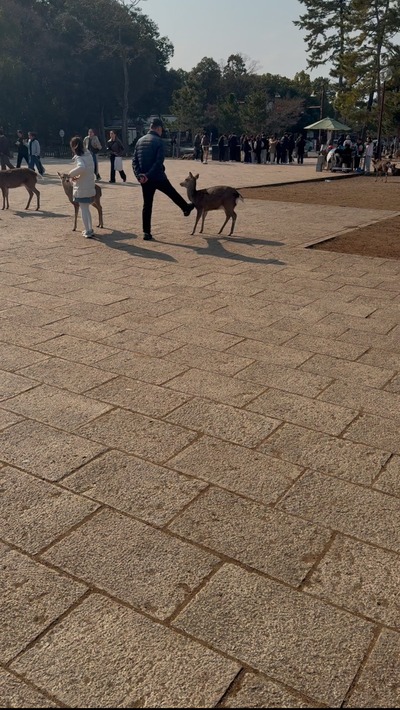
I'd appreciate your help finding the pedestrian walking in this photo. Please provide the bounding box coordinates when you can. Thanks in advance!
[68,136,96,239]
[107,130,126,183]
[84,128,102,180]
[28,132,45,175]
[132,118,195,241]
[15,130,29,167]
[0,128,14,170]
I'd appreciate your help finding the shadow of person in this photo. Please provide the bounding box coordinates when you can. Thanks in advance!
[93,230,177,263]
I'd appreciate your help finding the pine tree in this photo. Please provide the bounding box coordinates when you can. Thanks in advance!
[294,0,354,88]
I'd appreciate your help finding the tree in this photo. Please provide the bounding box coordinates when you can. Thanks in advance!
[294,0,354,88]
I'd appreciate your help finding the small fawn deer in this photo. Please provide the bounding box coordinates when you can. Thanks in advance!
[0,168,40,211]
[58,173,104,231]
[180,172,243,236]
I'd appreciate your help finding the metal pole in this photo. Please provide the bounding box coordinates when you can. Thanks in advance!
[377,81,386,160]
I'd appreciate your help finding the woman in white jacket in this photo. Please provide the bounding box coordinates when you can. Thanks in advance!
[68,136,96,238]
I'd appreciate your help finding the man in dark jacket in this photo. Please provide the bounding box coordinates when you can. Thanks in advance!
[0,128,14,170]
[133,118,194,240]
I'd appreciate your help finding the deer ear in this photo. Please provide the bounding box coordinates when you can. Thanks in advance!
[189,172,193,178]
[195,174,199,180]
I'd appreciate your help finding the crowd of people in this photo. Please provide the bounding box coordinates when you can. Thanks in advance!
[0,127,130,184]
[192,131,307,165]
[322,133,398,174]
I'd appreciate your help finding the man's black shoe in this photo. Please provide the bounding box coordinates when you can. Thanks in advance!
[143,233,153,241]
[183,203,195,217]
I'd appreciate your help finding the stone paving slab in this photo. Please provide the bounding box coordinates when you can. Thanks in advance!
[0,668,60,708]
[173,564,374,707]
[219,672,319,708]
[1,159,400,707]
[0,542,87,663]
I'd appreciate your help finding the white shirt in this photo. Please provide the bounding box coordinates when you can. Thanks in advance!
[29,139,40,157]
[68,152,95,199]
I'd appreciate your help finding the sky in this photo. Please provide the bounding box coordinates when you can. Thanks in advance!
[145,0,327,79]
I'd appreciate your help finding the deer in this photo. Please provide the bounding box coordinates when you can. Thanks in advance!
[57,173,103,231]
[0,168,40,211]
[372,158,394,182]
[180,172,243,236]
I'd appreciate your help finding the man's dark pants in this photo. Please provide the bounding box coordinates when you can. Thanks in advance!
[141,178,188,234]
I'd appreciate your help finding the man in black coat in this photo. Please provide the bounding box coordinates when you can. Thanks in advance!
[132,118,194,240]
[0,128,14,170]
[228,133,238,162]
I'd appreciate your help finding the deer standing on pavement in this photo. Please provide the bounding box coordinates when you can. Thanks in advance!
[57,172,104,230]
[0,168,40,210]
[180,172,243,236]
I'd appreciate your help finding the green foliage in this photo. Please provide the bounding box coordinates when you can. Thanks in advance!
[295,0,400,133]
[0,0,177,146]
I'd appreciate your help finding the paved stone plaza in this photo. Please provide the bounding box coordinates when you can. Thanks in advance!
[1,157,400,708]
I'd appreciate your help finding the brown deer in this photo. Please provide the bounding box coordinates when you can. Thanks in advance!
[180,172,243,236]
[0,168,40,210]
[57,173,104,230]
[372,158,393,182]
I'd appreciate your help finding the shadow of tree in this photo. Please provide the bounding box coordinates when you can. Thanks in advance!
[94,230,177,262]
[161,235,286,266]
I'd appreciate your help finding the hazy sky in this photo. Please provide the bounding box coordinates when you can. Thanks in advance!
[145,0,325,78]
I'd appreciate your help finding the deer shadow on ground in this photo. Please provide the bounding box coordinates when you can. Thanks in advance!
[161,234,286,266]
[93,229,177,263]
[14,210,70,218]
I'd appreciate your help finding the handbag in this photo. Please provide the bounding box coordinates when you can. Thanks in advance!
[114,156,123,171]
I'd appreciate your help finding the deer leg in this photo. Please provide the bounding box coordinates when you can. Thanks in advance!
[229,210,238,236]
[1,188,5,210]
[73,203,79,231]
[199,210,207,234]
[218,208,232,235]
[5,189,9,210]
[191,209,202,236]
[95,202,103,228]
[25,187,33,210]
[33,186,40,211]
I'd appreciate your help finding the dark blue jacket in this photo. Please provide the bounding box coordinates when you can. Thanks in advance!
[132,131,166,182]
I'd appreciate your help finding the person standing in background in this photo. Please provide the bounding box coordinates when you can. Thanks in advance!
[107,130,126,183]
[295,134,306,165]
[84,128,102,180]
[201,131,210,164]
[16,130,29,167]
[0,128,14,170]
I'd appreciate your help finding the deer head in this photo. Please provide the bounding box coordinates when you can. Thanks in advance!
[180,172,199,189]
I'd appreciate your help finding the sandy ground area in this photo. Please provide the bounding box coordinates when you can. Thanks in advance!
[242,176,400,259]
